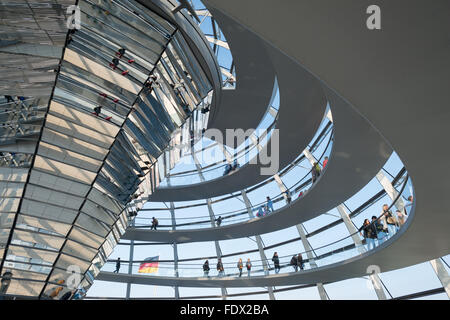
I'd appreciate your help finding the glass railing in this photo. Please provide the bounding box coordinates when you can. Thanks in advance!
[132,120,333,229]
[158,82,280,187]
[105,173,412,278]
[158,118,278,186]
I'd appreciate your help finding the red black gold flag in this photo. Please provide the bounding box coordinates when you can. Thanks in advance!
[138,256,159,273]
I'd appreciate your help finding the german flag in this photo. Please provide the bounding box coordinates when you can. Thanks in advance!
[138,256,159,274]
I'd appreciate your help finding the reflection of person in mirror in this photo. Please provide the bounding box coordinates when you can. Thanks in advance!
[114,257,121,273]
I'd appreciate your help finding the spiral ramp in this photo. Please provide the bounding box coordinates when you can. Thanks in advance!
[0,0,449,300]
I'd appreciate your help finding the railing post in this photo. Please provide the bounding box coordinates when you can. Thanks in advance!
[336,204,387,300]
[429,259,450,299]
[192,153,228,299]
[241,190,276,300]
[295,224,329,300]
[125,219,134,300]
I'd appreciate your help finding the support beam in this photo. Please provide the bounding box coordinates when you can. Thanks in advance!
[295,224,329,300]
[221,144,233,164]
[169,201,180,300]
[430,258,450,299]
[336,205,365,254]
[125,219,135,299]
[376,170,404,226]
[242,190,275,300]
[193,153,228,299]
[167,155,180,300]
[273,174,290,203]
[303,149,381,300]
[303,148,317,165]
[368,273,387,300]
[336,204,387,300]
[297,151,330,299]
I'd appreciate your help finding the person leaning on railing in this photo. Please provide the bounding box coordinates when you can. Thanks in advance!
[372,215,388,245]
[237,258,243,277]
[246,259,252,277]
[272,252,280,274]
[297,253,304,270]
[203,260,210,277]
[381,204,399,237]
[150,217,158,230]
[217,259,225,277]
[359,219,377,250]
[290,255,298,272]
[311,162,321,183]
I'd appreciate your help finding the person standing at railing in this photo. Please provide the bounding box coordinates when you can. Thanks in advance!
[232,159,239,171]
[404,196,413,216]
[223,163,232,176]
[256,206,264,218]
[290,255,298,272]
[266,196,274,212]
[237,258,243,277]
[203,260,210,277]
[272,252,280,274]
[150,217,158,230]
[216,216,222,227]
[359,219,377,250]
[217,259,225,277]
[381,204,399,237]
[323,156,329,168]
[311,162,321,183]
[372,216,387,245]
[284,190,292,204]
[297,253,304,270]
[246,259,252,277]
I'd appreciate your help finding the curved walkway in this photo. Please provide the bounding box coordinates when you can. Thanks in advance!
[200,0,450,276]
[109,0,450,285]
[205,8,276,136]
[123,55,392,242]
[146,30,327,201]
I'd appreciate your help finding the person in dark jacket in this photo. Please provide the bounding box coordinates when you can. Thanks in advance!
[372,215,387,245]
[4,95,14,103]
[223,163,232,175]
[216,216,222,227]
[114,257,120,273]
[359,219,377,250]
[232,159,239,171]
[266,196,274,212]
[290,255,298,272]
[217,258,225,277]
[246,258,252,277]
[150,217,158,230]
[203,260,210,277]
[272,252,280,274]
[237,258,243,277]
[297,253,304,270]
